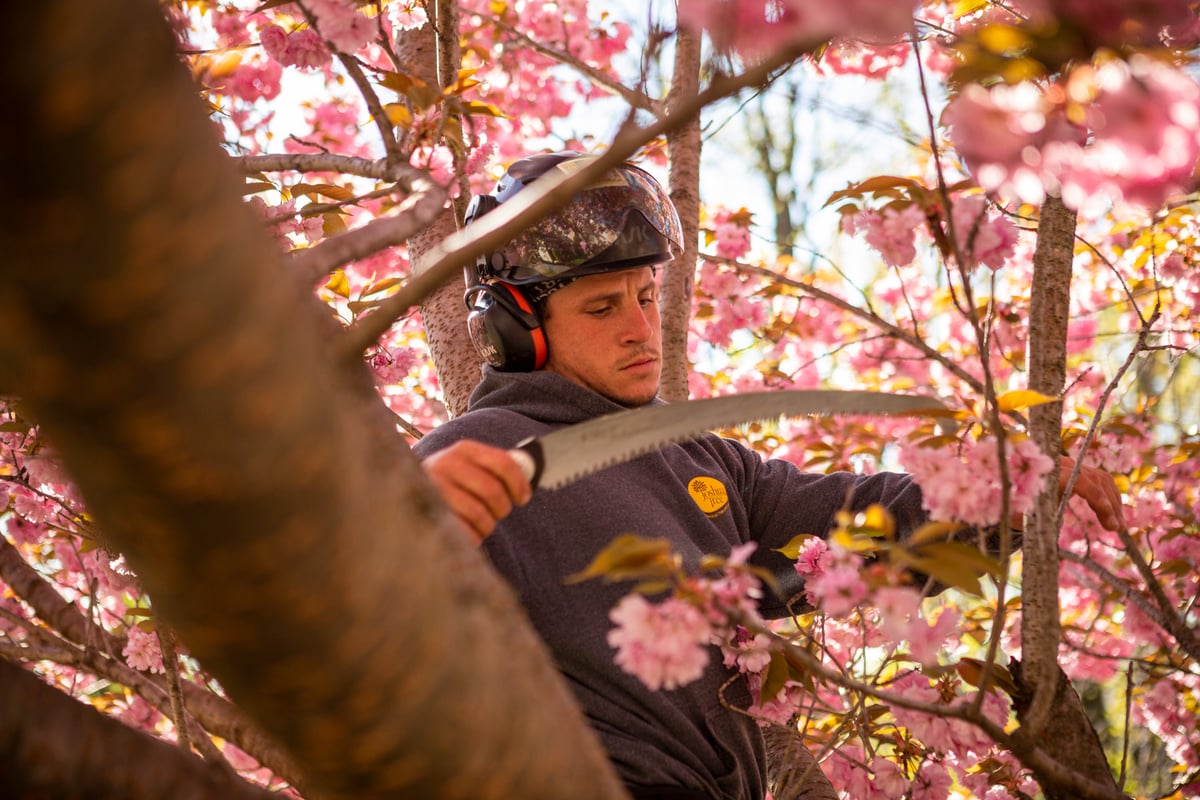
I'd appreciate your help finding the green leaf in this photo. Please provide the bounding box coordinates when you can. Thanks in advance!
[759,650,791,705]
[566,534,676,584]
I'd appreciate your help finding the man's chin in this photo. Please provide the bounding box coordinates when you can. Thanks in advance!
[609,381,660,408]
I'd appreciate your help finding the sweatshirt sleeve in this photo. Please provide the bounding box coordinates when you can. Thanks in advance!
[722,440,927,618]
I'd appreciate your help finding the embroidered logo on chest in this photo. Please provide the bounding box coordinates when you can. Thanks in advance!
[688,476,729,518]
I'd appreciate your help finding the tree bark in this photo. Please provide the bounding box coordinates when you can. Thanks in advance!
[405,2,485,419]
[0,659,279,800]
[1022,194,1073,730]
[0,2,628,798]
[1020,197,1122,796]
[1010,661,1127,800]
[661,22,702,403]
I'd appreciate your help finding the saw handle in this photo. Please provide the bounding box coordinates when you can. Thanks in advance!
[509,437,544,489]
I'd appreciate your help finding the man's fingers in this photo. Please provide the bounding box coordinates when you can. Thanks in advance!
[421,441,533,542]
[1060,458,1127,532]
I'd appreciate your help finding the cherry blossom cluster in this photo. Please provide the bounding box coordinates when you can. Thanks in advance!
[900,436,1054,527]
[599,517,1043,798]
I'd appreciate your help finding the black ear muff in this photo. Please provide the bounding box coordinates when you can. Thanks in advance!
[464,282,548,372]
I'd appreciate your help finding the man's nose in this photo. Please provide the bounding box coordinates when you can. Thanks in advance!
[620,303,653,343]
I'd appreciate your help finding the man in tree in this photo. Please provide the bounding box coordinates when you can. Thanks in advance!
[417,152,1126,800]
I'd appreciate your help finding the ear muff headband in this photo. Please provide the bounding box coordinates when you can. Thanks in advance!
[464,282,548,372]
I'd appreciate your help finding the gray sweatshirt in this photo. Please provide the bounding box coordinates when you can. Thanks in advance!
[414,368,925,799]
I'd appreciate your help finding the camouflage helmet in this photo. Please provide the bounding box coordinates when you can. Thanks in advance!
[464,151,683,289]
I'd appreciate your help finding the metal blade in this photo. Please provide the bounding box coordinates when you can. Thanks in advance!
[510,389,955,490]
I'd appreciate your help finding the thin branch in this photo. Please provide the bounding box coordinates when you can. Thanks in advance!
[157,624,190,753]
[477,12,663,116]
[338,42,817,358]
[1058,550,1180,646]
[297,2,399,158]
[745,615,1132,800]
[290,174,447,283]
[236,154,428,186]
[717,255,986,393]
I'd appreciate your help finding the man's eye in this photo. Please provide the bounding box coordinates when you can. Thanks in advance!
[587,306,611,316]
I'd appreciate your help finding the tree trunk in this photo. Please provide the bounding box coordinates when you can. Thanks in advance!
[1020,196,1121,796]
[661,23,702,402]
[406,1,485,418]
[0,2,627,798]
[1022,194,1073,729]
[1010,661,1127,800]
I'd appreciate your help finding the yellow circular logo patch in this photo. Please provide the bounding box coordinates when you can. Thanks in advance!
[688,476,729,518]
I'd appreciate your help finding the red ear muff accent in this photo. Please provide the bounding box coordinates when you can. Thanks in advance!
[464,282,548,372]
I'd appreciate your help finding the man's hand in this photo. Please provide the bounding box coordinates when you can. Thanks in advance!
[1058,456,1126,532]
[422,440,533,543]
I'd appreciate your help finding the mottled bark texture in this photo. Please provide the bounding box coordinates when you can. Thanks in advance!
[0,659,278,800]
[403,2,485,419]
[0,2,627,799]
[1020,197,1122,795]
[1011,661,1128,800]
[661,24,703,403]
[1023,194,1073,729]
[764,725,838,800]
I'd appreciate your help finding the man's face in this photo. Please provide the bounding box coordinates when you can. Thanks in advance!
[541,267,661,407]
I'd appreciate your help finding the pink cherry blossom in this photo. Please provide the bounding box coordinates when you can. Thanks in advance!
[793,536,829,577]
[388,1,428,32]
[842,204,926,267]
[123,627,165,674]
[900,436,1054,526]
[678,0,917,58]
[868,755,910,796]
[307,0,373,54]
[607,594,713,690]
[949,194,1018,270]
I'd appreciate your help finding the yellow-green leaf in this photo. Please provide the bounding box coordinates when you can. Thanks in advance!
[362,276,402,297]
[380,70,425,95]
[384,103,412,129]
[566,534,676,584]
[996,389,1057,412]
[325,270,351,299]
[322,212,347,236]
[461,99,506,118]
[775,533,816,561]
[759,651,791,705]
[977,23,1031,55]
[906,520,965,547]
[952,0,989,17]
[293,183,355,202]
